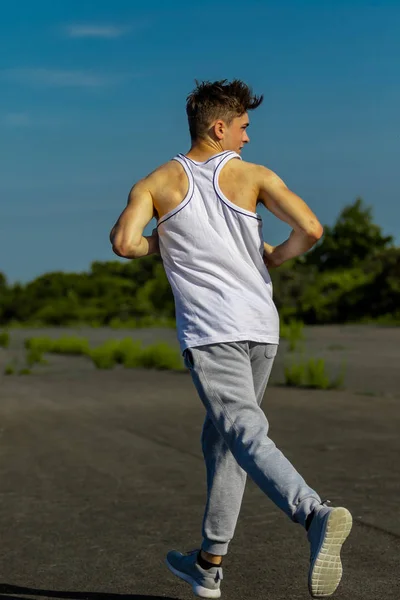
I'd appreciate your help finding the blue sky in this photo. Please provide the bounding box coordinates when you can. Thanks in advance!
[1,0,399,284]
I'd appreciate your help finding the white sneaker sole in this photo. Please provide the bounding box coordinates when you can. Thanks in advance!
[165,558,221,599]
[309,507,353,598]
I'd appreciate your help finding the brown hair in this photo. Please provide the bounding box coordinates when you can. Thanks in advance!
[186,79,263,140]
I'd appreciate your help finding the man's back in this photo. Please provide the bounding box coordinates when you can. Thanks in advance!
[148,155,262,222]
[153,149,280,356]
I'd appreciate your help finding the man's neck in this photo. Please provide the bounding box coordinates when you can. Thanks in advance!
[186,139,225,161]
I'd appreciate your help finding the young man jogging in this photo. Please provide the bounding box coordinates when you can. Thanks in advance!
[110,79,353,599]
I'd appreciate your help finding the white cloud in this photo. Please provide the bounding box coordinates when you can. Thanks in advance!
[1,68,131,87]
[65,24,129,39]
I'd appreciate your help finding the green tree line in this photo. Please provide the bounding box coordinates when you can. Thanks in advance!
[1,198,399,327]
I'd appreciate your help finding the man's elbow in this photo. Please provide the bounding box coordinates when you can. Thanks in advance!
[111,230,137,258]
[109,226,116,245]
[112,245,125,258]
[112,243,138,259]
[305,222,324,242]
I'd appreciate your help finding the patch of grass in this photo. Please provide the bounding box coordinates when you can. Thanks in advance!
[137,341,183,370]
[89,338,183,371]
[88,338,143,369]
[118,338,143,367]
[26,348,47,367]
[89,347,117,369]
[46,336,90,355]
[0,331,10,348]
[280,320,305,352]
[24,335,185,372]
[4,361,16,375]
[18,368,32,375]
[306,358,331,389]
[284,357,346,390]
[89,340,124,369]
[25,336,90,355]
[25,336,54,353]
[283,361,305,387]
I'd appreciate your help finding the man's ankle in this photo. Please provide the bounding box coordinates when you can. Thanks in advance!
[200,549,223,565]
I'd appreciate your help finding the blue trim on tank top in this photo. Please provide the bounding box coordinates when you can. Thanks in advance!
[156,190,194,228]
[215,193,262,221]
[156,157,195,228]
[179,151,233,166]
[176,154,194,175]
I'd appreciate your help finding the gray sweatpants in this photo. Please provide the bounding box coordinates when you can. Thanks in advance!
[183,340,322,556]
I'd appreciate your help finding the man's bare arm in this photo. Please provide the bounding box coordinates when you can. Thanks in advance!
[110,179,160,259]
[257,166,323,267]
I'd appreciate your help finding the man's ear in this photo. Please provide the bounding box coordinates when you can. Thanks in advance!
[213,120,225,140]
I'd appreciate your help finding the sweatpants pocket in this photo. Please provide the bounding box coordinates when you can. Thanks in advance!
[264,343,279,359]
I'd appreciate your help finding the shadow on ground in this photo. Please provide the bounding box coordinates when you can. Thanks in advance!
[0,586,179,600]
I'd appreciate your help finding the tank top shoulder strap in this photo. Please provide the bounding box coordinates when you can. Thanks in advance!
[172,153,193,173]
[171,154,195,192]
[213,150,242,185]
[214,150,242,169]
[175,150,241,170]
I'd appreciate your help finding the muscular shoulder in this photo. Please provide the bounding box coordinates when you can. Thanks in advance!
[145,160,185,187]
[240,161,288,197]
[222,158,277,193]
[239,159,277,180]
[133,160,186,198]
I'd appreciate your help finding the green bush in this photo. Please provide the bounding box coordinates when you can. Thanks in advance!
[284,357,346,390]
[19,368,32,376]
[305,359,331,389]
[88,339,131,369]
[89,345,118,369]
[25,336,90,355]
[283,361,305,387]
[48,336,90,355]
[26,348,47,367]
[118,338,143,366]
[25,336,54,353]
[0,331,10,348]
[137,342,183,370]
[4,362,15,375]
[88,338,183,371]
[280,319,305,351]
[88,338,142,369]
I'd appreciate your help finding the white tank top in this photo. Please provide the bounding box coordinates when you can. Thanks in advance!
[157,150,280,355]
